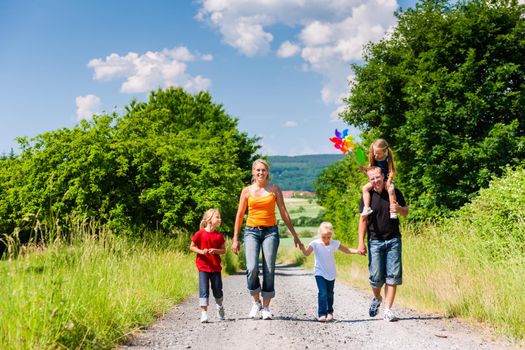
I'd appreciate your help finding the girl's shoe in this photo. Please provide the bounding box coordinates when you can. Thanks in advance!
[318,315,327,322]
[217,305,225,320]
[200,311,208,323]
[361,207,373,217]
[326,313,333,321]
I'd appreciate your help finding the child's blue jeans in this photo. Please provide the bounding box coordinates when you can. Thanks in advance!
[315,275,335,317]
[199,271,223,307]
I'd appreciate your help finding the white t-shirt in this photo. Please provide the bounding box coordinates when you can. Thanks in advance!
[310,239,340,281]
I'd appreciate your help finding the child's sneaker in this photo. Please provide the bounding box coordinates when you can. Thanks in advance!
[368,297,382,317]
[318,315,327,322]
[216,305,225,320]
[249,300,262,319]
[383,308,398,322]
[261,307,273,320]
[361,207,373,217]
[326,313,334,322]
[390,211,398,219]
[200,311,208,323]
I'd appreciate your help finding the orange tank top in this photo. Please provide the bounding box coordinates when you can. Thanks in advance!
[246,192,277,227]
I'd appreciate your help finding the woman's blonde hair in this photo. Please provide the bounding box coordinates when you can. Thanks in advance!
[368,138,396,178]
[318,222,334,236]
[200,208,220,229]
[251,158,271,184]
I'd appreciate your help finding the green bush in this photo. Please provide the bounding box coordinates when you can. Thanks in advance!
[0,88,259,241]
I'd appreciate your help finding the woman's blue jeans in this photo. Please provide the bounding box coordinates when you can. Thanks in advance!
[315,275,335,317]
[244,225,280,299]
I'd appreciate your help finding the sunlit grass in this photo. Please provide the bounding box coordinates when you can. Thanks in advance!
[0,232,200,350]
[330,222,525,343]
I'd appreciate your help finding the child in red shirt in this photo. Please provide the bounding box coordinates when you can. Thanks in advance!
[190,208,226,323]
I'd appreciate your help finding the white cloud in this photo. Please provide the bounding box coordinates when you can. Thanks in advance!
[87,47,213,93]
[277,41,300,58]
[76,94,102,120]
[284,120,298,127]
[196,0,398,117]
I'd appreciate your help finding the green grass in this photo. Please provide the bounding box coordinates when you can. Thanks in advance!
[282,197,323,220]
[329,168,525,343]
[0,232,208,350]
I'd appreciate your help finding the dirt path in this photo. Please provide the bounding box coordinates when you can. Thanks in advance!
[119,265,516,350]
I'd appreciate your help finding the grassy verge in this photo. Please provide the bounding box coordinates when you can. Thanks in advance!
[0,231,238,350]
[317,222,525,343]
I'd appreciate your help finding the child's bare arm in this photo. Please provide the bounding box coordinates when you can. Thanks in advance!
[338,243,358,255]
[190,241,208,255]
[209,243,226,255]
[300,244,313,256]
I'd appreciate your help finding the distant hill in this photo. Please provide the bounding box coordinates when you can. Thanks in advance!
[268,154,343,192]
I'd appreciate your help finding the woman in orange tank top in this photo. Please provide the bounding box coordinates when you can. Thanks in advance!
[232,159,302,320]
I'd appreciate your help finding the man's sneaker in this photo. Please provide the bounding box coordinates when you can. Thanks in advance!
[216,305,225,320]
[390,211,398,219]
[200,311,208,323]
[368,297,382,317]
[326,313,333,322]
[261,307,273,320]
[318,315,326,322]
[249,301,262,318]
[383,308,398,322]
[361,207,374,217]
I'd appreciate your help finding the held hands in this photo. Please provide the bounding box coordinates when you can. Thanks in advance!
[293,235,302,249]
[201,248,209,255]
[357,242,367,256]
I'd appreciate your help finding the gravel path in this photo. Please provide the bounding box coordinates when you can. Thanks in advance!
[119,265,517,350]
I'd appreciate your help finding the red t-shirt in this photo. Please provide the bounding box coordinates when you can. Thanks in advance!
[192,228,225,272]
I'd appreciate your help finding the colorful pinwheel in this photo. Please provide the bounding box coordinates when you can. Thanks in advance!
[329,129,367,166]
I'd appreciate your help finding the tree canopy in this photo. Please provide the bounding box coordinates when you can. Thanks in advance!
[341,0,525,217]
[0,87,259,237]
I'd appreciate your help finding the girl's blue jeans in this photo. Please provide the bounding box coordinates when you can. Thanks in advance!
[243,225,280,299]
[315,275,335,317]
[198,271,223,307]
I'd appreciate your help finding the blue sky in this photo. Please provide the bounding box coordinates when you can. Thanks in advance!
[1,0,416,156]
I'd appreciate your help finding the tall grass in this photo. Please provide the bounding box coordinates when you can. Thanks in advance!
[332,167,525,342]
[0,227,202,349]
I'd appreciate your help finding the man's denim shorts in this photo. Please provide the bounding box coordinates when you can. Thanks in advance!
[368,237,402,288]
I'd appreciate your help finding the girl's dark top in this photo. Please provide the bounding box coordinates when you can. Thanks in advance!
[374,158,389,181]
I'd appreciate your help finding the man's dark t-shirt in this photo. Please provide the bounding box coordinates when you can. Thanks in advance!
[359,188,406,240]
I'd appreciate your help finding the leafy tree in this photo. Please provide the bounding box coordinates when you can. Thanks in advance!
[314,156,364,243]
[341,0,525,217]
[0,87,259,238]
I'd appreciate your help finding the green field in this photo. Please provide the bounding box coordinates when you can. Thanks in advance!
[283,197,323,219]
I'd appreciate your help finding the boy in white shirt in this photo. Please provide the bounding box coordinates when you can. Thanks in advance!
[300,222,358,322]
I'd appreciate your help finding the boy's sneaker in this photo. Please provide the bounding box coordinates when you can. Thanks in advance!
[326,313,334,322]
[390,211,398,219]
[361,207,373,217]
[216,305,225,320]
[368,297,382,317]
[200,311,208,323]
[318,315,326,322]
[383,308,398,322]
[261,307,273,320]
[249,301,262,319]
